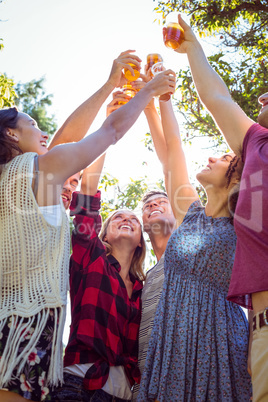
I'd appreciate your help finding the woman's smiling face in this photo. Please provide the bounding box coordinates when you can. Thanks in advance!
[196,153,236,189]
[105,210,142,248]
[12,112,49,155]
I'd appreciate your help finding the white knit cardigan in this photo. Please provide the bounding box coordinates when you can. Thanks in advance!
[0,152,70,387]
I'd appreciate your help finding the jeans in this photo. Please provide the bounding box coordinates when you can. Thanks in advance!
[49,373,130,402]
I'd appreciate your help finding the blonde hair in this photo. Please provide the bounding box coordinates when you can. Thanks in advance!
[99,210,146,281]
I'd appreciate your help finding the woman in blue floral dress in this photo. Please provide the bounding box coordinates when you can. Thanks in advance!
[138,98,251,401]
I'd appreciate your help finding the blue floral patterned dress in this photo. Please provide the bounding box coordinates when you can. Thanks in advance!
[138,201,251,402]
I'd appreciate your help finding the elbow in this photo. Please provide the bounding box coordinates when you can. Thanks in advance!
[162,163,169,178]
[198,94,215,111]
[101,117,119,145]
[199,92,232,113]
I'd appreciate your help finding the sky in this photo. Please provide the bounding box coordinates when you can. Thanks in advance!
[1,0,224,341]
[0,0,213,196]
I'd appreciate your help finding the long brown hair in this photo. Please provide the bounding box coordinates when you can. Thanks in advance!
[99,210,146,281]
[225,155,244,216]
[0,107,22,165]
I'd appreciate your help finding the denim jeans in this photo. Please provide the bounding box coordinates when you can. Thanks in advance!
[49,373,130,402]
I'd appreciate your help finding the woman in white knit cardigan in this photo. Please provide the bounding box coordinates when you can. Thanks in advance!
[0,69,176,402]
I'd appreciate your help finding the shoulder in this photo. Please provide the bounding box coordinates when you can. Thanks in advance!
[243,123,268,144]
[1,153,37,182]
[244,123,268,143]
[7,152,36,167]
[183,200,203,219]
[242,123,268,161]
[145,255,165,282]
[247,122,268,134]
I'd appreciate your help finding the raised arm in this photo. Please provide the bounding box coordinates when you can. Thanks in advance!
[79,95,121,196]
[172,15,255,155]
[136,71,198,224]
[106,82,169,174]
[144,98,168,173]
[48,50,142,149]
[37,70,176,207]
[159,100,199,225]
[133,73,168,173]
[80,155,106,196]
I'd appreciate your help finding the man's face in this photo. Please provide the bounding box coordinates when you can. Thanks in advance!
[257,92,268,128]
[142,195,176,236]
[61,172,80,210]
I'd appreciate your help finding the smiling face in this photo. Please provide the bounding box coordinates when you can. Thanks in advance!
[10,112,49,155]
[104,210,142,248]
[142,195,176,236]
[257,92,268,128]
[196,152,237,189]
[99,209,146,280]
[61,172,80,210]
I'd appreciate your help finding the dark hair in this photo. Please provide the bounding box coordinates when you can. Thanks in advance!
[142,190,168,205]
[225,155,244,215]
[0,107,22,165]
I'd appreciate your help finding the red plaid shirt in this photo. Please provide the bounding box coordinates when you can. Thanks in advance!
[64,191,143,391]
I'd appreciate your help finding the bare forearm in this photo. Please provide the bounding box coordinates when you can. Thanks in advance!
[80,154,106,196]
[47,86,155,181]
[48,81,115,148]
[144,106,168,169]
[102,86,155,144]
[108,68,178,142]
[186,41,254,154]
[159,100,182,146]
[42,70,176,184]
[160,100,198,222]
[160,100,188,183]
[186,41,231,108]
[174,16,253,154]
[49,49,144,148]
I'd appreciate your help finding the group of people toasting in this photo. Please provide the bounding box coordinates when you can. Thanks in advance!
[0,13,267,402]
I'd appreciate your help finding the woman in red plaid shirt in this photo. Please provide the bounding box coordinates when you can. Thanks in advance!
[51,96,147,401]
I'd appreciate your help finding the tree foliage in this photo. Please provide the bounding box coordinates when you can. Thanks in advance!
[0,73,17,107]
[153,0,268,149]
[15,77,57,138]
[0,74,57,137]
[175,52,267,148]
[0,3,15,107]
[154,0,268,57]
[99,174,165,221]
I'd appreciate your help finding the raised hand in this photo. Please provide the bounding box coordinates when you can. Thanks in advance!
[106,91,130,116]
[163,15,197,54]
[107,50,142,88]
[146,69,176,98]
[131,76,155,110]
